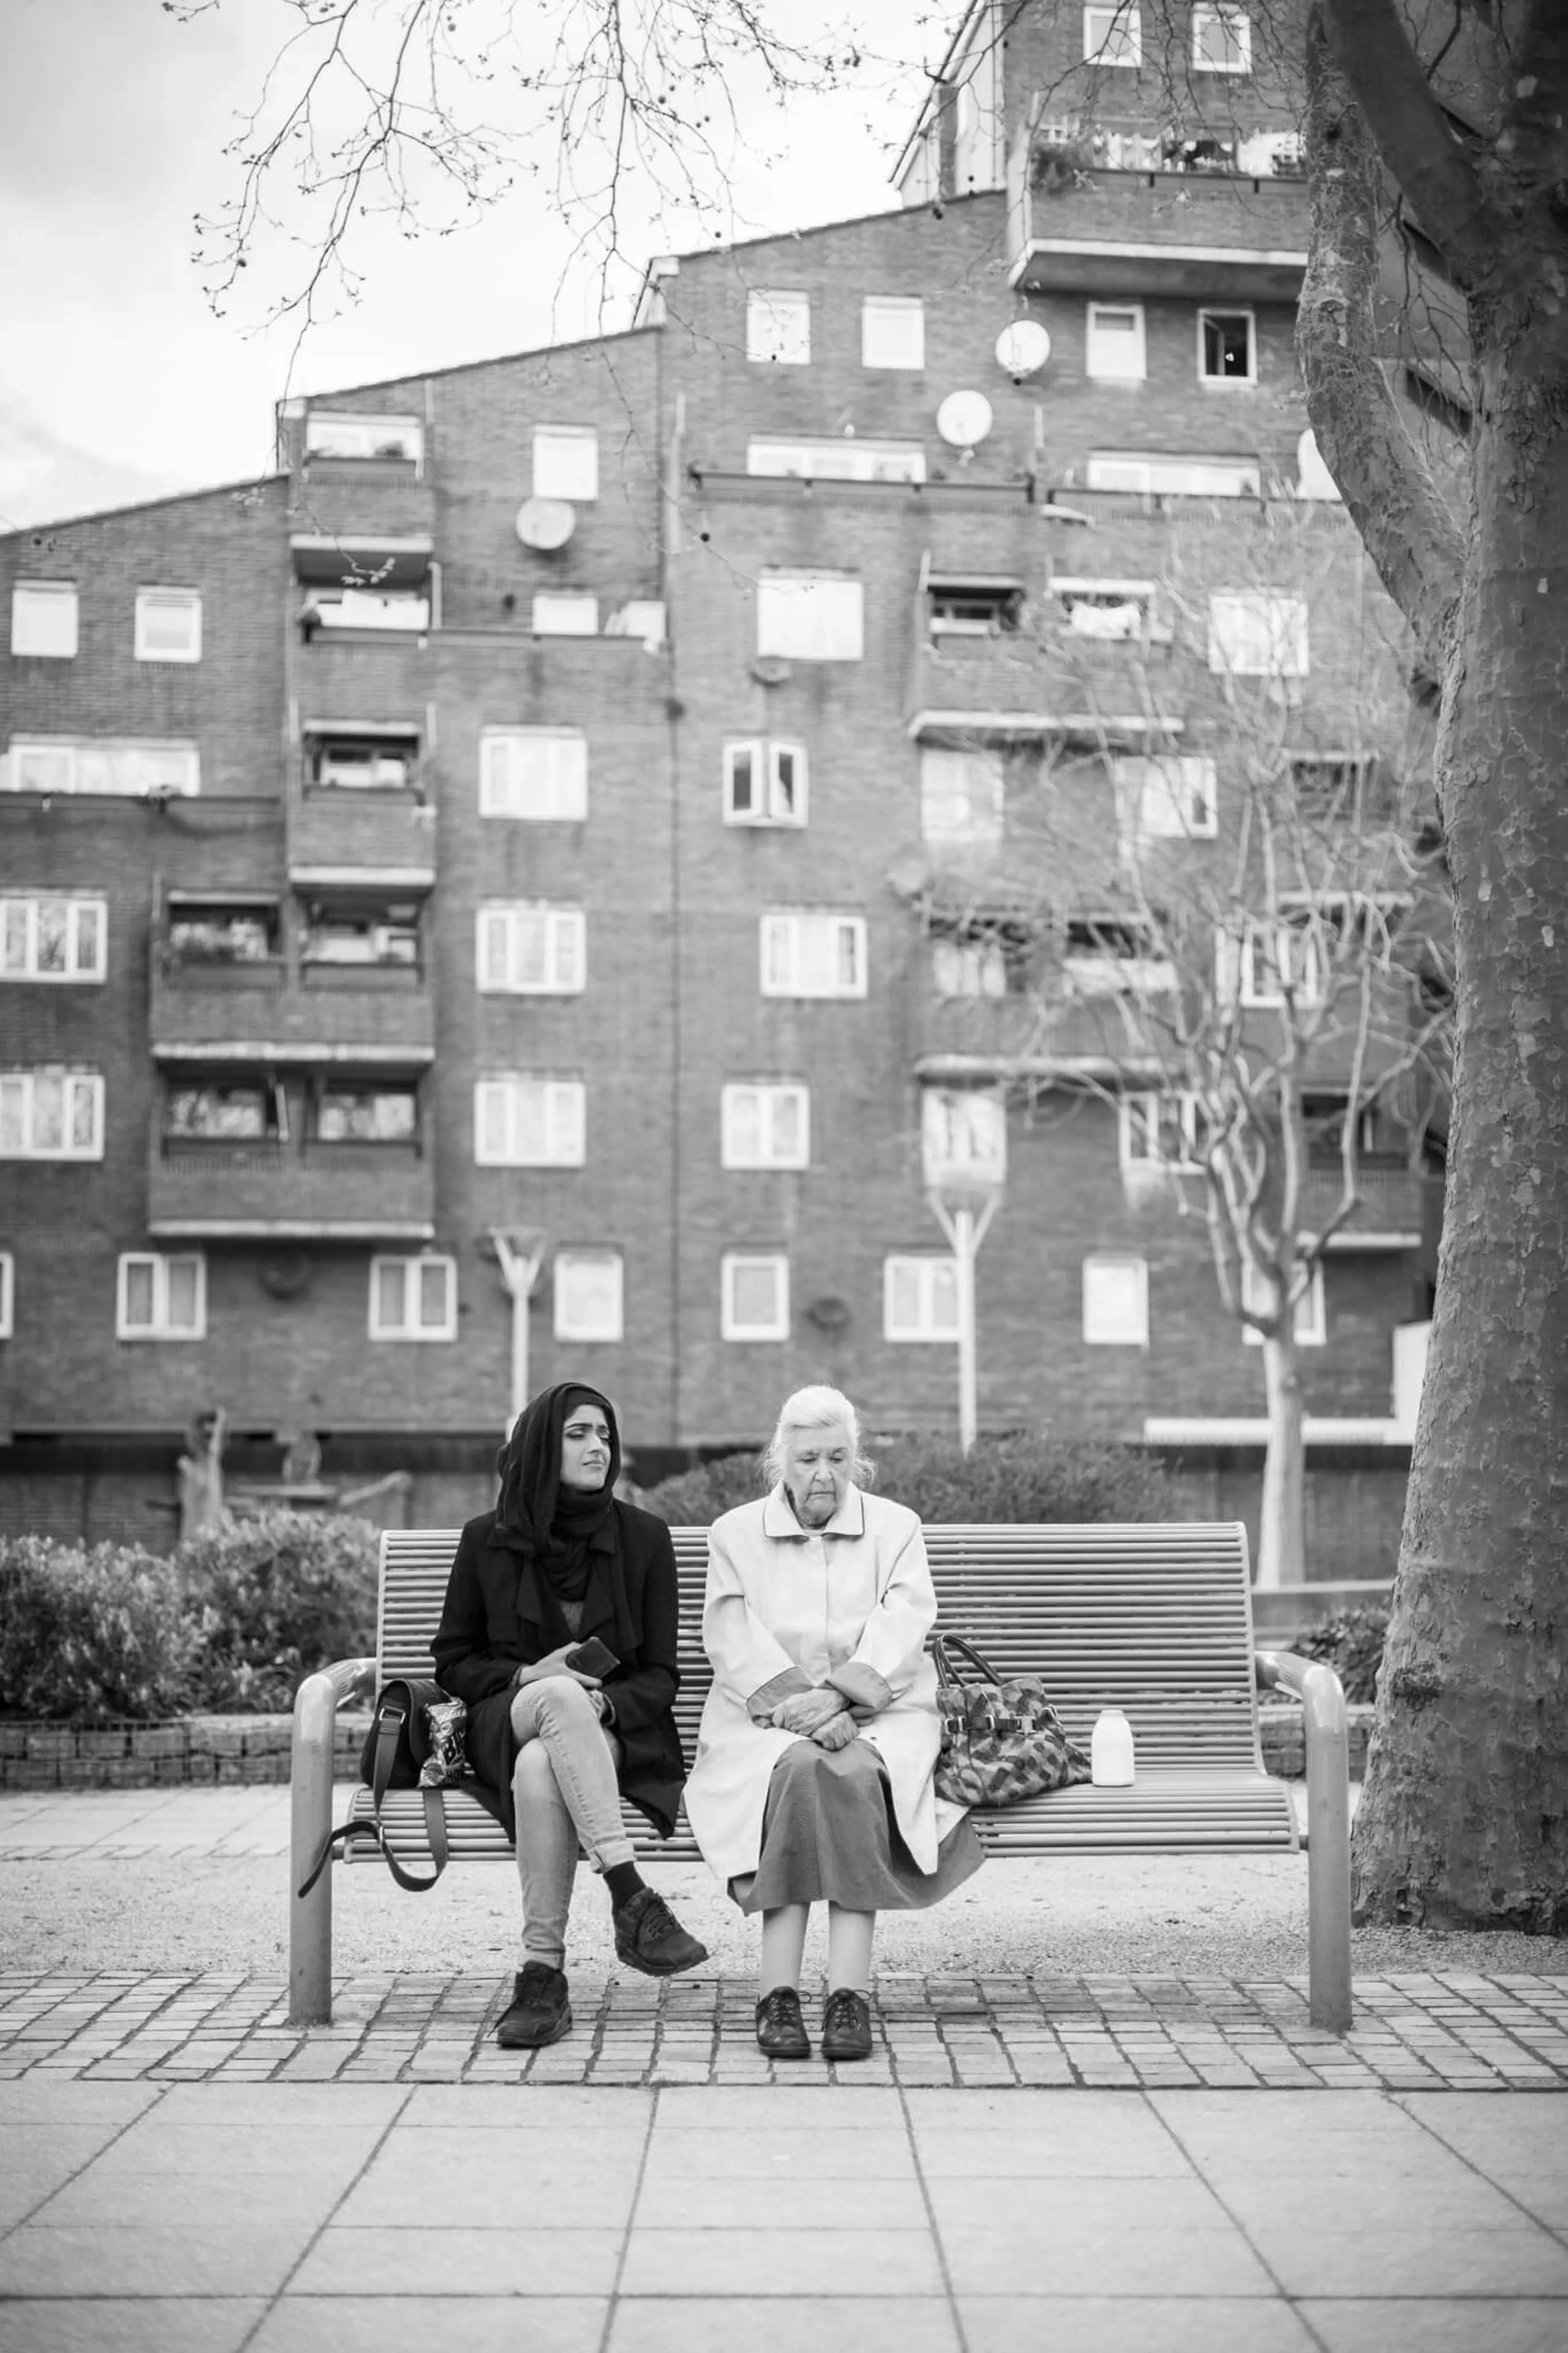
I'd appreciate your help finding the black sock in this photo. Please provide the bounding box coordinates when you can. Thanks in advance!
[604,1861,645,1908]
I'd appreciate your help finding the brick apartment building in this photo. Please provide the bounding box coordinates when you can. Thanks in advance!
[0,0,1447,1546]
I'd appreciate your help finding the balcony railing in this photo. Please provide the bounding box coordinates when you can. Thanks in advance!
[289,782,435,877]
[149,943,435,1059]
[147,1134,434,1239]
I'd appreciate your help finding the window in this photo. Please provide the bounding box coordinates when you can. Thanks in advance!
[1198,308,1256,384]
[1050,577,1158,640]
[166,1083,275,1142]
[554,1248,624,1342]
[885,1255,960,1342]
[301,898,420,970]
[1192,5,1252,71]
[1287,752,1374,814]
[1115,754,1218,840]
[862,297,925,370]
[316,1085,419,1142]
[759,911,866,999]
[1120,1090,1209,1171]
[746,289,811,365]
[474,1076,586,1167]
[722,1083,810,1169]
[1083,1254,1149,1345]
[532,593,599,636]
[369,1254,456,1341]
[931,920,1031,999]
[0,1070,104,1160]
[480,730,588,820]
[756,573,863,662]
[305,728,421,790]
[166,900,279,966]
[304,413,423,465]
[0,1251,11,1339]
[1086,451,1262,496]
[532,427,599,502]
[724,740,806,827]
[1062,916,1174,997]
[10,583,77,658]
[928,580,1022,636]
[477,904,586,993]
[1085,303,1146,381]
[722,1251,789,1340]
[920,746,1004,845]
[2,897,106,982]
[117,1252,205,1340]
[1242,1258,1325,1346]
[922,1088,1007,1187]
[4,739,199,797]
[135,590,202,663]
[1209,593,1309,677]
[747,439,926,484]
[1083,4,1141,63]
[1238,915,1324,1008]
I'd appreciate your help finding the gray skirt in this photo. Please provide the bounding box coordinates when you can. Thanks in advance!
[729,1736,985,1915]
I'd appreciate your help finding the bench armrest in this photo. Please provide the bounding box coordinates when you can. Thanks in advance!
[1254,1647,1351,2033]
[288,1655,376,2027]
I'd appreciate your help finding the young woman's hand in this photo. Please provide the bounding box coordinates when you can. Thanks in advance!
[770,1687,847,1735]
[810,1712,858,1751]
[514,1646,601,1690]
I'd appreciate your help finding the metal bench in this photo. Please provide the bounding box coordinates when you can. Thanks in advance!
[290,1520,1351,2031]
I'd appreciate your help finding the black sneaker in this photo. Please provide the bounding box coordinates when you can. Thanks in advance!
[755,1986,811,2060]
[821,1987,873,2062]
[495,1963,571,2048]
[612,1885,709,1977]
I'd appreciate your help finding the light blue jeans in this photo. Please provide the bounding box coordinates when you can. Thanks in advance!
[510,1676,633,1966]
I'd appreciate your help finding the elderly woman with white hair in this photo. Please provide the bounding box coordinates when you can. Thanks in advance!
[684,1386,983,2062]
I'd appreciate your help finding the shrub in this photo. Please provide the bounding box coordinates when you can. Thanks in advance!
[178,1510,381,1712]
[642,1431,1172,1529]
[1294,1605,1389,1705]
[0,1536,196,1721]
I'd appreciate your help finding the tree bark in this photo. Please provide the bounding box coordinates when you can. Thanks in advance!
[1257,1332,1307,1589]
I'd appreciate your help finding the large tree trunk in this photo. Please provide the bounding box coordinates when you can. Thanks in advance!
[1256,1334,1306,1589]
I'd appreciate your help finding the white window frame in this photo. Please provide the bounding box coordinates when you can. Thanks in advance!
[473,1075,587,1167]
[1085,302,1147,382]
[723,739,808,827]
[532,426,599,503]
[5,739,200,798]
[1082,1253,1149,1345]
[746,438,926,484]
[553,1248,624,1342]
[368,1253,458,1342]
[922,1088,1007,1188]
[0,1069,105,1160]
[1119,1090,1207,1172]
[932,933,1008,999]
[721,1082,811,1170]
[1198,306,1257,386]
[1238,916,1325,1008]
[1209,593,1310,678]
[759,911,867,1000]
[721,1251,790,1340]
[884,1254,960,1343]
[1192,4,1252,72]
[1083,6,1142,67]
[861,297,926,370]
[1115,754,1218,841]
[1,896,107,983]
[1243,1258,1326,1346]
[475,904,586,995]
[10,582,78,658]
[920,745,1004,846]
[134,589,202,664]
[0,1251,12,1339]
[746,288,811,365]
[532,593,599,636]
[1087,451,1263,496]
[479,729,588,821]
[756,572,864,662]
[116,1252,207,1342]
[304,412,423,467]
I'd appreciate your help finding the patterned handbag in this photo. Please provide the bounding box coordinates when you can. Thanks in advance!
[931,1631,1091,1808]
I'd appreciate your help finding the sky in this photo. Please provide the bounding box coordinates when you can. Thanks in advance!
[0,0,949,530]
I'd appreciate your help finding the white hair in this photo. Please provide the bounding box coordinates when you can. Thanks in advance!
[760,1385,875,1488]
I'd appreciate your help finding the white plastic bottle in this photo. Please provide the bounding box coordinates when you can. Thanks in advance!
[1091,1707,1136,1787]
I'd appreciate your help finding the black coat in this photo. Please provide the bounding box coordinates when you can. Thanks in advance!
[430,1500,687,1840]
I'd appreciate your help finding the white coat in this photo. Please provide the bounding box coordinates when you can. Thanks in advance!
[683,1483,967,1883]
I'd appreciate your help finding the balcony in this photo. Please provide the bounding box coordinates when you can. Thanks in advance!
[146,1135,434,1240]
[149,946,436,1063]
[1299,1161,1435,1250]
[910,629,1179,741]
[289,783,435,878]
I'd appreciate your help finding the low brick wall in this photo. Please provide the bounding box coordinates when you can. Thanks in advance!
[0,1705,1373,1792]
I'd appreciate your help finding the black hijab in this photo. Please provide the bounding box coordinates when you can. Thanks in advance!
[493,1381,634,1648]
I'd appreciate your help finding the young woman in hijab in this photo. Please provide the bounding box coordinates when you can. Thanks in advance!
[432,1380,708,2048]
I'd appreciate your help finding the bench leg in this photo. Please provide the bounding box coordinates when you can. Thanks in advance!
[289,1670,340,2026]
[1303,1668,1352,2033]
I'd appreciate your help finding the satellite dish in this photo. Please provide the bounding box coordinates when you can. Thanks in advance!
[515,498,576,550]
[936,390,994,449]
[750,654,792,687]
[995,321,1052,378]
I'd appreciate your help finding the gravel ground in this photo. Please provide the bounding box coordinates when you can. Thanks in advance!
[6,1845,1561,1986]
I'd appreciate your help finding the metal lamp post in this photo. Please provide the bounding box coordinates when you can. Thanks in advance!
[489,1228,546,1436]
[922,1089,1007,1454]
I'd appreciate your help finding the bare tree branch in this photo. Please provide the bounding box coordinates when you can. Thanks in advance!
[1321,0,1497,285]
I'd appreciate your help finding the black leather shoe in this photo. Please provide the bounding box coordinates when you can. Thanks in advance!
[755,1986,811,2060]
[821,1987,873,2062]
[495,1963,571,2049]
[612,1885,709,1977]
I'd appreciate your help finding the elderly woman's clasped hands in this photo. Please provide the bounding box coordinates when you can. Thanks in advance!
[770,1688,857,1748]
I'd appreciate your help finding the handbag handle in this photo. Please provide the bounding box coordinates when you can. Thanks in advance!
[931,1630,1005,1691]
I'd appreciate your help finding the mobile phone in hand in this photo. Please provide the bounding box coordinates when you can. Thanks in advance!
[564,1636,619,1678]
